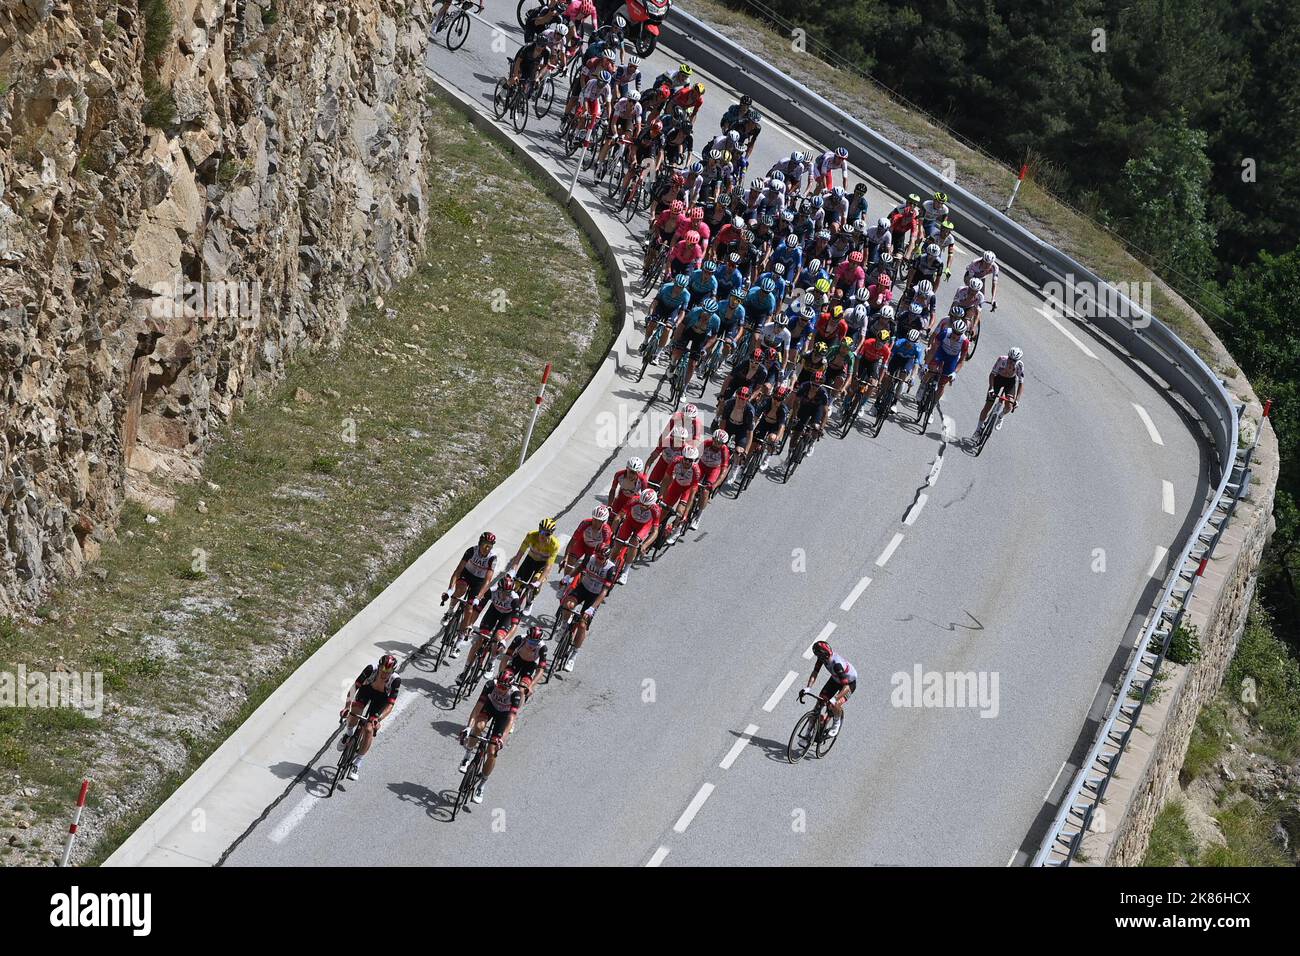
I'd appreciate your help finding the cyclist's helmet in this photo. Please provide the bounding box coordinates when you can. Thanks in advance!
[816,229,832,240]
[770,170,786,184]
[909,302,924,315]
[801,305,817,320]
[832,186,845,199]
[690,206,705,221]
[1008,346,1024,361]
[849,250,864,264]
[498,572,515,590]
[952,318,969,334]
[907,192,921,204]
[791,150,806,164]
[878,273,892,288]
[678,63,692,75]
[880,304,896,319]
[878,329,890,342]
[812,369,825,382]
[760,276,776,292]
[684,403,699,419]
[695,83,706,94]
[934,190,948,202]
[835,146,849,159]
[950,304,966,319]
[729,288,743,301]
[685,229,701,244]
[598,70,612,83]
[650,119,663,134]
[712,429,729,445]
[479,531,496,546]
[670,198,685,213]
[853,303,868,320]
[926,243,940,258]
[907,328,923,342]
[639,488,658,506]
[682,444,700,461]
[673,273,689,288]
[917,279,933,296]
[379,653,398,670]
[877,216,890,231]
[538,517,557,534]
[702,258,718,272]
[775,385,791,399]
[707,148,721,161]
[807,257,822,272]
[814,342,829,355]
[983,250,997,264]
[814,278,832,294]
[880,251,894,264]
[728,251,742,263]
[494,670,514,688]
[626,456,644,472]
[727,130,741,145]
[785,233,799,248]
[738,385,752,399]
[671,172,686,185]
[968,277,984,292]
[690,161,704,174]
[702,296,719,313]
[628,90,641,102]
[810,195,824,209]
[941,219,955,230]
[774,313,788,327]
[525,626,545,646]
[592,504,611,522]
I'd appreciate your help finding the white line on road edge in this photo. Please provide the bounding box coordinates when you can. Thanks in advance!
[1147,545,1169,578]
[876,533,905,567]
[1035,306,1099,360]
[1131,403,1165,445]
[1043,760,1069,801]
[927,447,945,486]
[268,795,316,844]
[673,783,716,834]
[905,493,928,525]
[646,846,670,867]
[943,414,956,442]
[763,671,799,712]
[719,724,760,770]
[1162,479,1176,515]
[1007,850,1020,867]
[804,622,836,659]
[840,576,873,611]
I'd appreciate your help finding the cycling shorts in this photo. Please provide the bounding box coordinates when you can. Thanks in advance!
[988,374,1017,400]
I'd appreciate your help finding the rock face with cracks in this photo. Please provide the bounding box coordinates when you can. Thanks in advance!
[0,0,432,611]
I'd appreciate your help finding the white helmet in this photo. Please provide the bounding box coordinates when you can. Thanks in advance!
[626,456,644,472]
[877,217,890,230]
[926,243,940,258]
[671,426,688,445]
[712,428,729,444]
[682,444,700,461]
[880,304,896,319]
[853,304,868,319]
[1008,346,1023,361]
[968,277,984,292]
[917,279,933,296]
[683,403,699,419]
[952,318,969,334]
[639,488,658,506]
[592,504,611,522]
[627,90,641,102]
[983,250,997,264]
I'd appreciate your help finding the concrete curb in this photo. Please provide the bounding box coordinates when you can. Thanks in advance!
[104,76,637,867]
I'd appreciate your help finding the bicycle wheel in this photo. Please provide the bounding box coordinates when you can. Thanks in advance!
[972,412,995,457]
[669,362,686,408]
[329,730,359,796]
[510,92,529,132]
[787,711,817,763]
[452,648,484,707]
[515,0,529,29]
[815,716,839,758]
[432,604,463,671]
[966,320,980,360]
[446,10,471,50]
[548,624,573,682]
[838,392,861,438]
[533,77,555,118]
[492,80,510,120]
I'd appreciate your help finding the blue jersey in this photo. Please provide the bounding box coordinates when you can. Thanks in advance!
[743,288,777,321]
[655,283,690,315]
[890,338,925,370]
[715,266,745,300]
[718,303,746,333]
[684,307,721,336]
[757,272,787,303]
[687,269,718,299]
[770,244,803,274]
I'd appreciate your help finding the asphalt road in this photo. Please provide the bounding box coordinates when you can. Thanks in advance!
[224,13,1208,866]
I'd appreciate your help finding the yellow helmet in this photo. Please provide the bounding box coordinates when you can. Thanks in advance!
[879,329,891,341]
[538,517,557,534]
[814,278,831,293]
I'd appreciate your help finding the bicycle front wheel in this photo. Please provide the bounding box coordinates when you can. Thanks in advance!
[446,11,471,50]
[492,80,510,119]
[787,711,817,763]
[534,77,555,118]
[815,718,839,758]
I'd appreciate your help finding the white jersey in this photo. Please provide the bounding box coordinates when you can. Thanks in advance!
[991,355,1024,380]
[965,258,999,282]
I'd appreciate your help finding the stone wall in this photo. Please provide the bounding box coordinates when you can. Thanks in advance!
[0,0,431,612]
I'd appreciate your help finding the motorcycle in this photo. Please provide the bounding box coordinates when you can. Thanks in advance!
[608,0,670,57]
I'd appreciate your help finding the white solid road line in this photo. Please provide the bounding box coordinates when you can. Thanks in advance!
[646,846,670,867]
[268,795,316,844]
[719,724,760,770]
[840,576,873,611]
[1162,479,1176,515]
[804,621,837,659]
[927,448,945,486]
[673,783,716,834]
[905,493,928,525]
[1131,403,1165,445]
[1148,545,1169,578]
[876,533,905,567]
[1035,306,1099,360]
[763,670,799,712]
[1043,760,1069,801]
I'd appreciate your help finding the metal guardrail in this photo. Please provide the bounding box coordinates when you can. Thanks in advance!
[659,10,1243,865]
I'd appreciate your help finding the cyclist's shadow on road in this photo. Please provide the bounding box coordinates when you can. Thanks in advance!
[739,728,794,764]
[389,780,457,822]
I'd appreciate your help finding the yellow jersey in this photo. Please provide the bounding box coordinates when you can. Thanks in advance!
[520,530,561,565]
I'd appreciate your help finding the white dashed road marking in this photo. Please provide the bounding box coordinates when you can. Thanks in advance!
[876,533,905,567]
[269,796,316,844]
[805,622,836,659]
[673,783,715,834]
[905,493,928,525]
[1162,479,1176,515]
[763,671,799,712]
[719,724,760,770]
[1131,403,1165,445]
[1035,306,1099,360]
[1147,546,1169,578]
[647,846,670,867]
[840,576,873,611]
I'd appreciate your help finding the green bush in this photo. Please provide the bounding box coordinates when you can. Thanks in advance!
[1167,622,1203,665]
[1227,602,1300,758]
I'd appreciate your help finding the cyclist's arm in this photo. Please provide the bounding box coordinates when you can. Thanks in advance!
[805,660,823,687]
[447,557,466,590]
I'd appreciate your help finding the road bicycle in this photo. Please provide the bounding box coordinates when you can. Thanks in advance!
[547,604,582,680]
[971,394,1015,457]
[914,366,941,432]
[870,370,905,437]
[428,593,469,671]
[433,0,478,51]
[786,688,841,762]
[492,75,532,132]
[781,422,820,483]
[837,381,867,438]
[451,730,492,819]
[329,710,372,796]
[636,316,676,381]
[452,628,502,708]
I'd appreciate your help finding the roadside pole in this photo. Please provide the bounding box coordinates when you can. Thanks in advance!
[1006,163,1028,212]
[60,779,90,867]
[520,363,552,467]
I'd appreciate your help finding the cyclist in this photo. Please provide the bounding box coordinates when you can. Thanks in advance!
[505,517,562,614]
[768,150,809,194]
[789,369,831,457]
[691,429,732,527]
[883,327,926,395]
[974,347,1025,436]
[662,106,694,166]
[646,425,689,488]
[920,190,950,238]
[847,182,870,224]
[743,275,779,327]
[435,0,485,31]
[753,383,791,471]
[888,194,922,260]
[453,571,524,667]
[644,272,690,353]
[826,336,857,399]
[660,444,703,543]
[945,278,985,333]
[864,217,893,266]
[908,242,945,295]
[612,54,642,98]
[686,257,719,301]
[499,625,549,703]
[574,68,615,149]
[833,249,867,299]
[933,219,957,282]
[522,0,566,44]
[670,296,721,391]
[595,89,642,168]
[336,654,400,781]
[923,312,973,405]
[564,504,615,581]
[964,250,1000,309]
[611,488,661,584]
[806,640,857,738]
[668,228,704,277]
[442,531,498,630]
[558,541,617,671]
[458,669,521,804]
[712,384,758,454]
[669,81,707,124]
[717,289,748,362]
[853,329,891,400]
[509,32,556,93]
[810,146,850,195]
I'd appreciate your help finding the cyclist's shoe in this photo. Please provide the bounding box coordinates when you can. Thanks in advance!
[827,717,842,738]
[523,601,535,615]
[472,781,485,804]
[807,442,816,458]
[759,454,771,472]
[336,731,350,752]
[688,515,701,531]
[347,763,361,781]
[458,753,472,774]
[449,639,467,660]
[564,649,578,673]
[995,417,1004,431]
[618,567,629,585]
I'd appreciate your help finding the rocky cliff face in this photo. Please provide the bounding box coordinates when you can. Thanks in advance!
[0,0,431,612]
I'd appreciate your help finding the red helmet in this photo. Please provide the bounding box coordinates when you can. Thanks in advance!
[690,206,704,220]
[774,385,791,400]
[849,250,864,264]
[738,385,752,399]
[812,370,825,382]
[670,199,685,213]
[878,274,893,288]
[812,640,832,661]
[650,119,664,134]
[671,172,686,185]
[685,230,701,244]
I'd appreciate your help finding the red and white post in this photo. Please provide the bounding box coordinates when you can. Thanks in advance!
[519,363,552,468]
[60,778,90,867]
[1006,163,1028,212]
